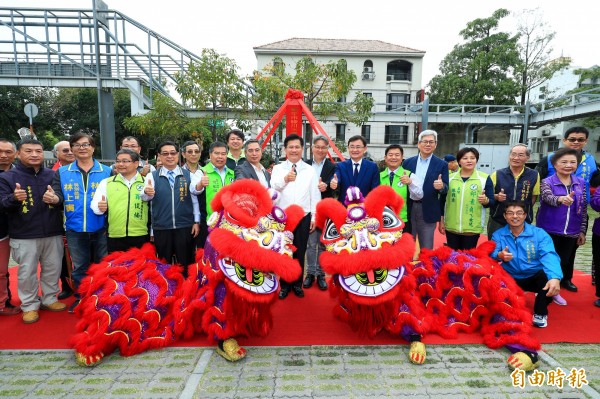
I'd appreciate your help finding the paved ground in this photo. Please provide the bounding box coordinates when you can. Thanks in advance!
[1,208,598,398]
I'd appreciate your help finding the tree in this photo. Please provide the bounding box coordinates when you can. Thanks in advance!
[123,92,209,147]
[565,66,600,129]
[252,56,374,143]
[428,9,522,105]
[514,8,570,105]
[175,49,248,141]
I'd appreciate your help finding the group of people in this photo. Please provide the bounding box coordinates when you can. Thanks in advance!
[0,126,598,331]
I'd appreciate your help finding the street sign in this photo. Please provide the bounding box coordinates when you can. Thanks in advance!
[24,103,38,119]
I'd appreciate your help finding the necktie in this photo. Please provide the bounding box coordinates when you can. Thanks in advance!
[292,164,297,174]
[167,170,175,188]
[389,171,395,186]
[353,163,359,179]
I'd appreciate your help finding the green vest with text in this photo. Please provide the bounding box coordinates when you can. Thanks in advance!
[106,173,148,238]
[202,163,235,219]
[444,170,488,234]
[379,167,409,222]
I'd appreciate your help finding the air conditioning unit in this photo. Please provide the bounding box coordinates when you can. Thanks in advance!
[362,72,375,80]
[541,129,551,136]
[363,67,373,73]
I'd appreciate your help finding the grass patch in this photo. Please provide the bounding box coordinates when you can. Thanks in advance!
[0,389,26,396]
[245,361,272,367]
[316,359,339,365]
[353,382,380,390]
[347,351,370,357]
[423,371,451,379]
[316,373,343,380]
[32,364,52,370]
[390,382,418,389]
[46,378,76,385]
[381,359,404,365]
[458,371,483,378]
[281,374,305,381]
[164,361,190,368]
[280,384,309,392]
[441,349,465,356]
[34,388,67,396]
[283,359,306,366]
[314,351,340,357]
[149,386,178,393]
[350,372,377,379]
[448,356,472,363]
[251,352,273,359]
[119,377,148,384]
[12,379,39,385]
[465,379,492,388]
[348,359,372,365]
[43,355,68,362]
[245,374,268,382]
[238,385,270,393]
[82,377,112,384]
[318,383,344,391]
[74,388,104,395]
[112,387,138,394]
[430,381,458,388]
[209,375,235,382]
[379,350,402,357]
[204,385,233,393]
[159,376,183,383]
[173,353,196,360]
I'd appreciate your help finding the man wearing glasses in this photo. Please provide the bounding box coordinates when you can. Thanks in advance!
[487,144,540,238]
[117,136,155,177]
[491,202,562,328]
[51,141,75,171]
[403,130,449,250]
[536,126,598,200]
[50,132,112,313]
[330,135,379,203]
[91,149,151,254]
[143,141,204,277]
[182,140,209,249]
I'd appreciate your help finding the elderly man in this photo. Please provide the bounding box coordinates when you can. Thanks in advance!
[488,144,539,238]
[52,141,75,171]
[234,139,270,188]
[491,202,563,328]
[403,130,449,250]
[0,139,18,315]
[0,138,66,323]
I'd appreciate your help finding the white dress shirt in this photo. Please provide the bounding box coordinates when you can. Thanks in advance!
[271,160,321,221]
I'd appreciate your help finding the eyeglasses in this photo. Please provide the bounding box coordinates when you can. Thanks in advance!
[72,143,92,149]
[185,150,201,154]
[566,137,587,143]
[160,151,178,157]
[509,153,527,158]
[60,149,73,153]
[419,140,436,145]
[348,146,364,150]
[115,159,134,164]
[505,211,526,216]
[313,146,328,150]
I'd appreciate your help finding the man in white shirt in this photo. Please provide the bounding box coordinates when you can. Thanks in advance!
[271,134,321,299]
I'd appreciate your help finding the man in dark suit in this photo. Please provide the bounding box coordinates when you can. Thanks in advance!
[234,139,270,188]
[403,130,449,250]
[304,136,336,291]
[330,135,379,203]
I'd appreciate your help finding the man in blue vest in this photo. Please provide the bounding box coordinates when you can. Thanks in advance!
[51,132,112,313]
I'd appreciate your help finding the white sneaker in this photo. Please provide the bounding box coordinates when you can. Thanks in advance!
[532,314,548,328]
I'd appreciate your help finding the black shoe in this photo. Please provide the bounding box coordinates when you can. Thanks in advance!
[292,286,304,298]
[5,300,16,309]
[58,288,74,300]
[303,275,315,288]
[594,299,600,308]
[317,275,328,291]
[68,299,80,314]
[278,289,289,300]
[562,280,578,292]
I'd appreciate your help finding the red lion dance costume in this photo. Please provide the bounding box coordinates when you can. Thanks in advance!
[71,180,303,366]
[316,186,541,371]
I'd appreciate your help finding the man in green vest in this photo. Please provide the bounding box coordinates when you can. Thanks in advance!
[380,145,423,233]
[91,149,150,253]
[199,142,235,219]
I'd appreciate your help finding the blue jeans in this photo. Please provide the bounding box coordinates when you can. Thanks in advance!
[65,228,107,297]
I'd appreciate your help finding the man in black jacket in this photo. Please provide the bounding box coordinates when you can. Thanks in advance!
[0,138,66,324]
[303,136,336,290]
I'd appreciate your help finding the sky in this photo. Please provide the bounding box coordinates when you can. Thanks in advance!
[3,0,599,88]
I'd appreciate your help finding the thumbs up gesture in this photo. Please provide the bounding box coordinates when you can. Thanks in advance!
[497,188,506,202]
[330,173,338,190]
[478,189,488,205]
[43,185,57,204]
[144,178,155,196]
[498,246,513,262]
[433,174,443,190]
[197,174,209,190]
[141,163,150,177]
[318,177,327,192]
[98,195,108,213]
[561,191,575,206]
[285,168,297,183]
[14,183,27,202]
[400,170,411,185]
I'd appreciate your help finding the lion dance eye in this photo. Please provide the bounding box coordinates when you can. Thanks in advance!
[323,219,340,240]
[381,207,402,229]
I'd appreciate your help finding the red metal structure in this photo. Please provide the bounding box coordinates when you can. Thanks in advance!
[256,89,346,161]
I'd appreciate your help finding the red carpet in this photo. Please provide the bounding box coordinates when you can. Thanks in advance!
[1,268,599,350]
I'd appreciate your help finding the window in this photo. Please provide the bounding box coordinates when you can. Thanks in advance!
[386,93,410,111]
[272,57,284,75]
[363,92,372,98]
[386,60,412,81]
[363,60,373,73]
[547,138,560,152]
[361,125,371,144]
[335,124,346,140]
[385,125,408,144]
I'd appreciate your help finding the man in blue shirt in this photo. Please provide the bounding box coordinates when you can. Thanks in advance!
[491,201,562,328]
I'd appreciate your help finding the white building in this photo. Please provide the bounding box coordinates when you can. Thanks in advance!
[526,61,600,163]
[253,38,425,160]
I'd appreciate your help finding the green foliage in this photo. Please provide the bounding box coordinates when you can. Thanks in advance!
[565,66,600,129]
[123,93,209,146]
[428,9,521,105]
[175,48,247,141]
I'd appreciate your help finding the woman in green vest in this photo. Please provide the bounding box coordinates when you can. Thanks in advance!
[380,145,423,233]
[441,147,494,250]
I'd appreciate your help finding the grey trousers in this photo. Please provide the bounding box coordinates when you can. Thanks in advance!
[10,236,63,312]
[305,228,325,277]
[410,202,437,250]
